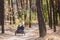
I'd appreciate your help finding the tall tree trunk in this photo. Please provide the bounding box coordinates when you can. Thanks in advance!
[11,0,15,24]
[52,0,56,32]
[55,0,58,26]
[29,0,32,28]
[16,0,21,19]
[24,0,28,20]
[20,0,23,8]
[0,0,4,33]
[36,0,46,37]
[26,0,28,10]
[8,0,12,24]
[58,0,60,22]
[48,0,53,29]
[24,0,28,26]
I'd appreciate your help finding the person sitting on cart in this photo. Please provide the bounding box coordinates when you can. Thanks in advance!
[16,22,25,32]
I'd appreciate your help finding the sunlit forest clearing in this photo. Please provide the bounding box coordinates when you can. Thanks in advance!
[0,0,60,40]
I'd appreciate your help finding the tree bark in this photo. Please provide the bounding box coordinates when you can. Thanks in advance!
[48,0,53,29]
[11,0,15,24]
[0,0,4,33]
[29,0,32,28]
[16,0,21,19]
[58,0,60,22]
[52,0,56,32]
[36,0,46,37]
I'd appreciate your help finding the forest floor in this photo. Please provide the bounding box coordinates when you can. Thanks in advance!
[0,21,60,40]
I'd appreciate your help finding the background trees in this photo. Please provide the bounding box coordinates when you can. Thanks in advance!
[0,0,60,38]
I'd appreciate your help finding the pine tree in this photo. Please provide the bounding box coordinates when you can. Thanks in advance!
[0,0,4,33]
[36,0,46,37]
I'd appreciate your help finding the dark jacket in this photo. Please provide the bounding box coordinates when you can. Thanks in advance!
[17,25,24,31]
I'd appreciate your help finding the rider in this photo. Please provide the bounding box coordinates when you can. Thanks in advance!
[17,22,25,31]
